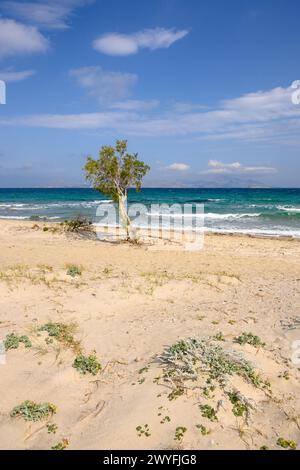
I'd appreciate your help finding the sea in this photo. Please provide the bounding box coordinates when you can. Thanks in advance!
[0,188,300,238]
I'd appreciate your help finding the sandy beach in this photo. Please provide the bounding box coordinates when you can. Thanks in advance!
[0,219,300,450]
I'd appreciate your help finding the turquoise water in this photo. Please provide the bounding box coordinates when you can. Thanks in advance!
[0,188,300,237]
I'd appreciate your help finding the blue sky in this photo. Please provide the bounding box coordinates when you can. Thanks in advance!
[0,0,300,187]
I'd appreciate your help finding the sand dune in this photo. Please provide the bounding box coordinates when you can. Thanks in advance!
[0,220,300,450]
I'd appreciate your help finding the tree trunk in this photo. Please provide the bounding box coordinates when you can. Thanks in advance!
[118,192,132,240]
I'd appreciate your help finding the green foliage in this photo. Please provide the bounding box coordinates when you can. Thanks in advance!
[235,332,265,348]
[66,264,82,277]
[84,140,150,203]
[278,370,290,380]
[39,322,80,352]
[159,337,268,389]
[214,332,225,342]
[196,424,210,435]
[5,333,32,351]
[203,384,215,399]
[227,391,248,417]
[51,438,69,450]
[63,216,92,233]
[10,401,56,422]
[169,340,192,356]
[47,423,58,434]
[199,404,218,422]
[174,426,187,441]
[160,415,171,424]
[277,438,297,450]
[73,353,101,375]
[168,387,184,401]
[136,424,151,437]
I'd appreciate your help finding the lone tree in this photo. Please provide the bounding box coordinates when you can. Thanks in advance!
[84,140,150,240]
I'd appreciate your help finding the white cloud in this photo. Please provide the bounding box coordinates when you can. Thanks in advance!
[170,102,209,113]
[202,160,277,175]
[0,19,48,59]
[110,99,159,111]
[92,27,188,56]
[1,85,300,148]
[0,111,135,129]
[220,86,299,122]
[1,1,93,30]
[70,66,138,104]
[93,34,138,56]
[166,163,191,171]
[0,69,35,82]
[135,28,188,49]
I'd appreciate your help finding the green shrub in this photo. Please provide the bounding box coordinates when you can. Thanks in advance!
[5,333,32,351]
[227,391,248,417]
[277,438,297,450]
[64,217,92,233]
[39,322,80,352]
[66,264,82,277]
[199,404,218,422]
[196,424,210,435]
[174,426,187,441]
[51,438,69,450]
[168,387,184,401]
[235,332,265,348]
[136,424,151,437]
[10,401,56,422]
[159,337,268,389]
[214,332,225,342]
[73,353,101,375]
[47,423,58,434]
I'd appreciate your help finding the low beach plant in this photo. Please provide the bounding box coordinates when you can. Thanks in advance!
[214,332,225,342]
[174,426,187,441]
[199,404,218,422]
[168,387,184,401]
[73,353,101,375]
[63,216,92,233]
[202,384,215,399]
[66,264,82,277]
[277,438,297,450]
[234,332,265,348]
[136,424,151,437]
[42,225,60,234]
[227,391,248,418]
[10,400,56,422]
[47,423,58,434]
[157,336,270,429]
[159,337,268,389]
[196,424,210,435]
[4,333,32,351]
[278,370,290,380]
[39,322,80,353]
[51,438,69,450]
[160,415,171,424]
